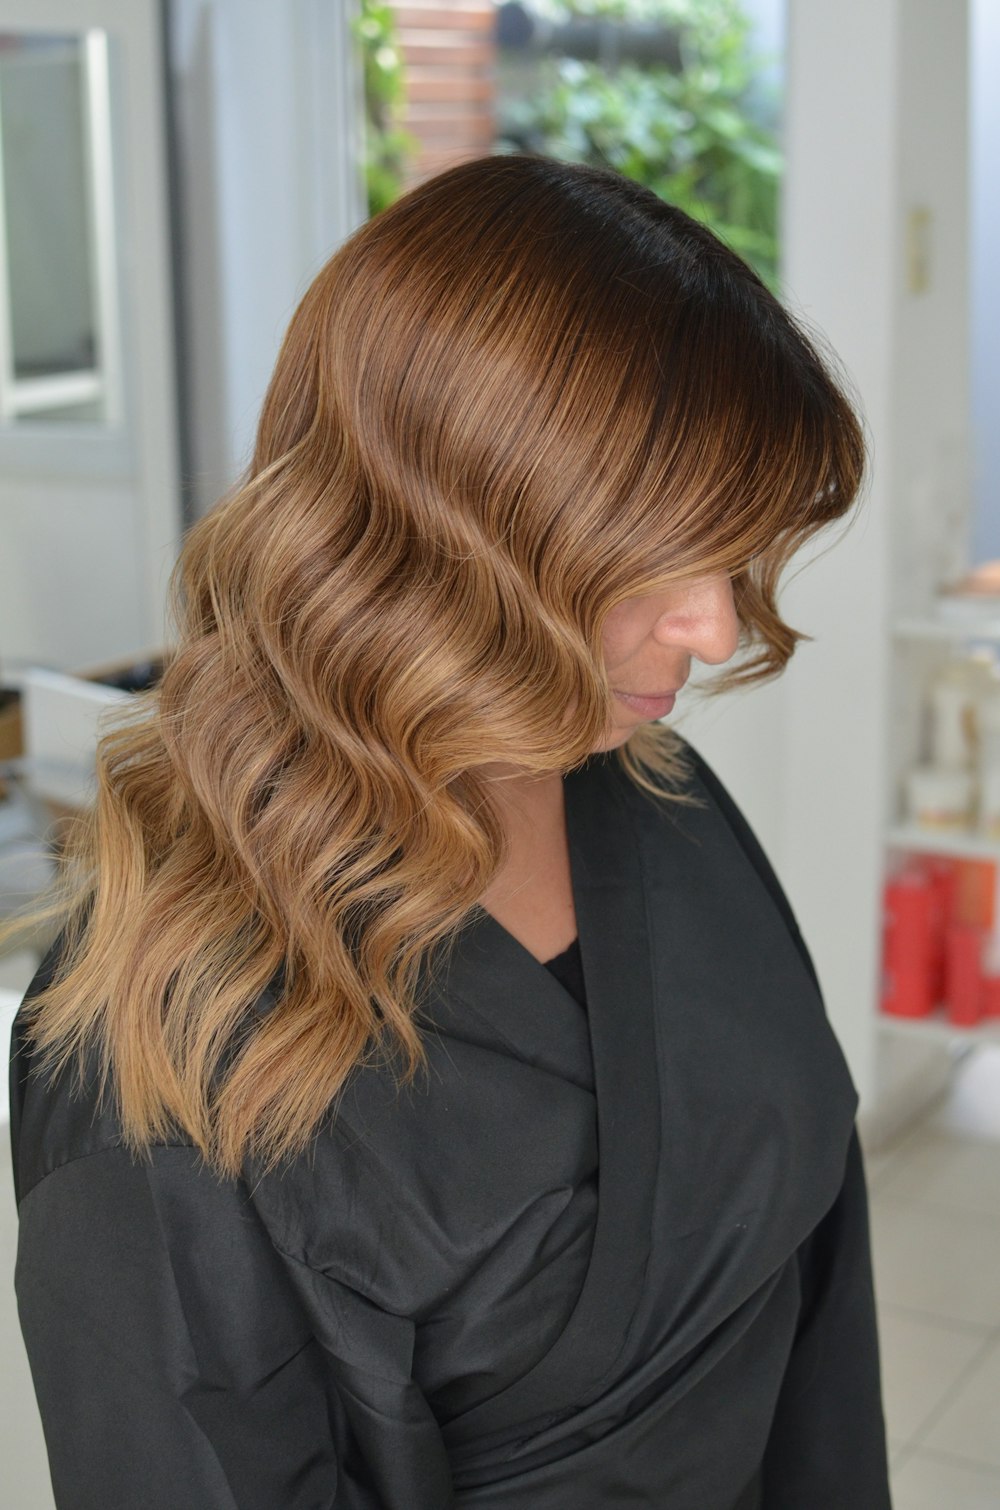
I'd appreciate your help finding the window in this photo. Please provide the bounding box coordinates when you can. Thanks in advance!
[0,30,120,426]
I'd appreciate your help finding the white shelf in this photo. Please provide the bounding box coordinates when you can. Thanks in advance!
[893,616,1000,643]
[878,1007,1000,1046]
[885,824,1000,861]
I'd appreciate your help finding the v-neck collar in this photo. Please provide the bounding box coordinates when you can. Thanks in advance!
[541,935,581,969]
[420,750,662,1429]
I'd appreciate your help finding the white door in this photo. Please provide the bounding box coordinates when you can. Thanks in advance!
[0,0,181,675]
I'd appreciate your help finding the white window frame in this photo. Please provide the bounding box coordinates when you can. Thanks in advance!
[0,27,122,426]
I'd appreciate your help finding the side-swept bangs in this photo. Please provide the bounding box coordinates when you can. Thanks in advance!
[293,154,865,686]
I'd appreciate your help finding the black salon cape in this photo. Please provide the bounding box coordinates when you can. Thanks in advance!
[9,739,892,1509]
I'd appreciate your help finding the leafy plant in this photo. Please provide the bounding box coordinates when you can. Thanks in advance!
[351,0,420,216]
[498,0,782,290]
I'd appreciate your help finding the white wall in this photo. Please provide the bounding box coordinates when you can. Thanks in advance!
[779,0,969,1114]
[166,0,367,519]
[0,0,182,677]
[685,0,973,1126]
[970,0,1000,562]
[1,478,149,668]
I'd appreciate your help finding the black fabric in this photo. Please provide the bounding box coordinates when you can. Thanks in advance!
[542,936,586,1009]
[9,735,893,1508]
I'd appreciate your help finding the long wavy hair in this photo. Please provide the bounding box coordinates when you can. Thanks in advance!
[3,154,866,1178]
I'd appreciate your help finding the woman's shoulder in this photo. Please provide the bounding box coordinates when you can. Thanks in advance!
[9,936,134,1208]
[607,732,824,1001]
[8,941,389,1214]
[8,964,400,1309]
[10,934,592,1321]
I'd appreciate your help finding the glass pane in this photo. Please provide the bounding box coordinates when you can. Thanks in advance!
[356,0,784,293]
[0,33,98,381]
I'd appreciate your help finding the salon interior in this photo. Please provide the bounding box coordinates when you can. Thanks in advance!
[1,1,999,1506]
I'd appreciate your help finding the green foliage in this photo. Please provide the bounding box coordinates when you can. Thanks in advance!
[499,0,782,290]
[351,0,420,216]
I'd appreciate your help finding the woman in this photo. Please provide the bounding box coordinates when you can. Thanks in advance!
[7,154,891,1508]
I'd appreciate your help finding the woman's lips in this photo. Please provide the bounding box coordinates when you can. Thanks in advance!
[614,689,678,718]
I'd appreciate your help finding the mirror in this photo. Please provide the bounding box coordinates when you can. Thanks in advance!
[0,29,120,426]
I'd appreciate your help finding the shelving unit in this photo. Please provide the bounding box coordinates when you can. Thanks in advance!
[878,1007,1000,1048]
[882,614,1000,1051]
[891,616,1000,644]
[885,824,1000,862]
[775,0,975,1140]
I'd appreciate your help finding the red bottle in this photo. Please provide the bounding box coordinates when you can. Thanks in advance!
[982,975,1000,1018]
[880,866,936,1017]
[943,922,985,1026]
[921,857,957,1002]
[953,858,996,930]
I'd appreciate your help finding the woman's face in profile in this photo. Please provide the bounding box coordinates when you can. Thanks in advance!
[597,573,741,751]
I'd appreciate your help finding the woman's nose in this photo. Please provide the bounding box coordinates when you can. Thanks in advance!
[651,574,741,667]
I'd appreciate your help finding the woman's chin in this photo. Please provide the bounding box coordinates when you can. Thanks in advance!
[592,724,638,753]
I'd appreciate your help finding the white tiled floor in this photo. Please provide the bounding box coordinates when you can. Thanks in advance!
[3,945,1000,1507]
[864,1045,1000,1507]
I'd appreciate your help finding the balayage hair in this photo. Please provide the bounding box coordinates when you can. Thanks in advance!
[3,154,866,1178]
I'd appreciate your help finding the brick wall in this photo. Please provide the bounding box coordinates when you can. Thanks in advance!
[392,3,498,188]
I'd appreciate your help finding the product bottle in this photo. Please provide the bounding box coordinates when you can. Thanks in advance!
[902,764,974,832]
[926,655,995,770]
[944,922,985,1026]
[880,864,936,1018]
